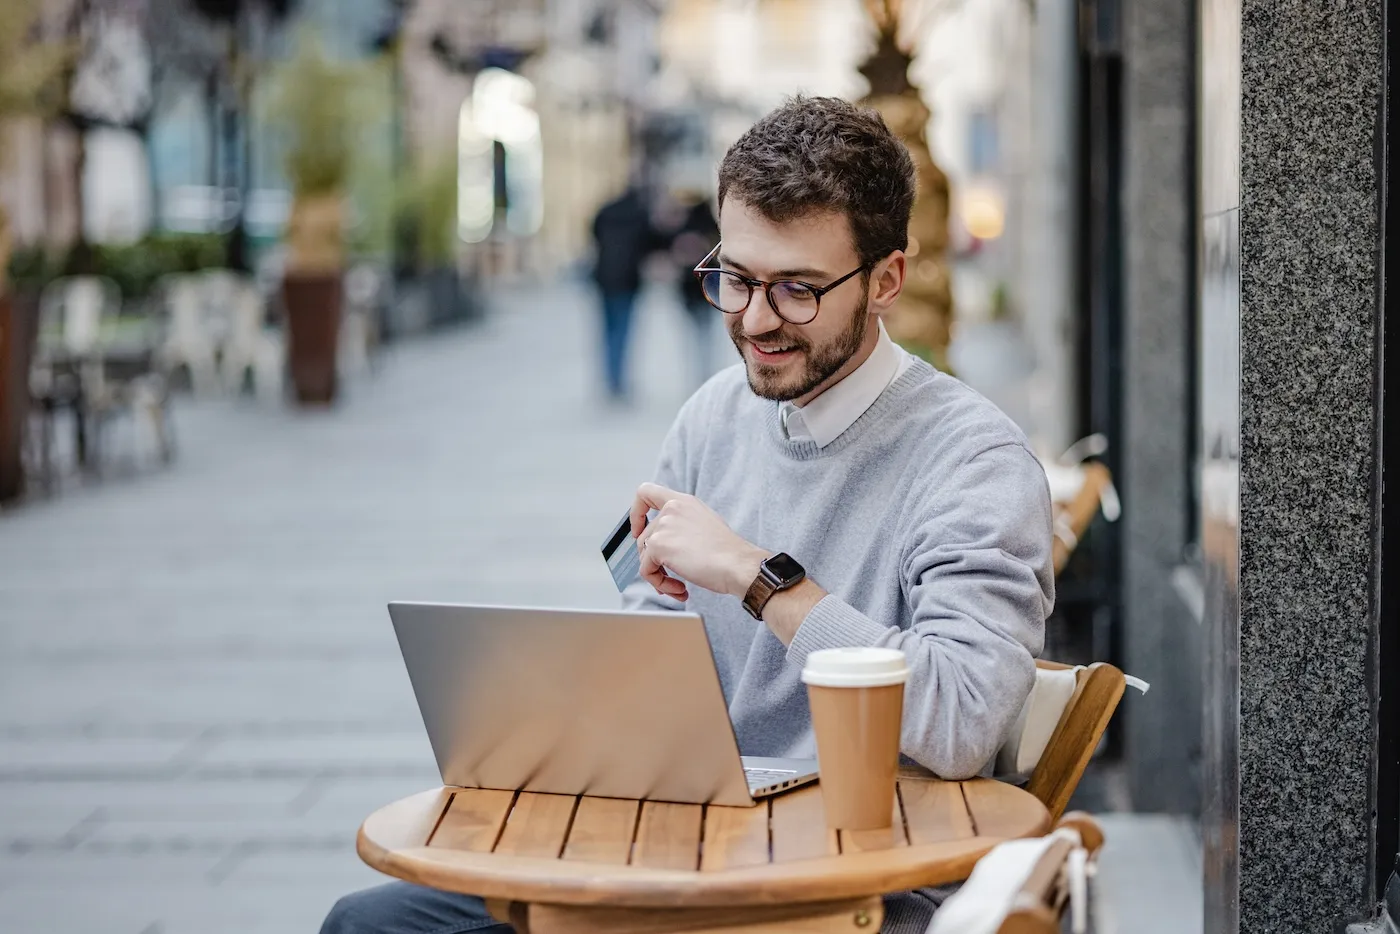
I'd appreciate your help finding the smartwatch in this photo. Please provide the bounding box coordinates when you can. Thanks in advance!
[742,552,807,621]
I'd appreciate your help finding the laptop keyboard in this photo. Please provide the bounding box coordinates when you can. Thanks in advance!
[744,767,799,789]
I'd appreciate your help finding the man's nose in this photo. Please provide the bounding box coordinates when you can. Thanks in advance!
[741,287,783,336]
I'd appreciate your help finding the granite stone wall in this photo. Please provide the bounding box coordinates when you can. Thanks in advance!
[1201,0,1386,929]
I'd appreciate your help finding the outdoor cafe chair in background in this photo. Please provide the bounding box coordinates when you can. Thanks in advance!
[930,812,1106,934]
[158,273,222,395]
[341,262,385,378]
[28,275,121,481]
[1041,434,1120,575]
[158,270,283,402]
[214,271,283,402]
[996,661,1145,821]
[30,274,173,479]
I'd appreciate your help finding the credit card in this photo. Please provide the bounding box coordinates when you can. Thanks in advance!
[601,512,642,592]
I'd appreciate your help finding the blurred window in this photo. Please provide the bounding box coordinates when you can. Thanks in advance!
[968,109,1000,175]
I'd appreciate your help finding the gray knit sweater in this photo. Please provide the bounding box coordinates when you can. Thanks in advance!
[623,357,1054,780]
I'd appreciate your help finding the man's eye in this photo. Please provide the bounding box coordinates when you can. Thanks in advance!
[775,281,817,301]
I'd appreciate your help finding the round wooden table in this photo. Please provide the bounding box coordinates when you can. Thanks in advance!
[358,772,1050,934]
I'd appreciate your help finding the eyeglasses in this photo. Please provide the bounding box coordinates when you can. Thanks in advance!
[691,243,871,326]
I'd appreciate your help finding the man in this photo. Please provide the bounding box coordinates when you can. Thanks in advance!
[321,96,1052,934]
[590,185,657,400]
[665,189,722,387]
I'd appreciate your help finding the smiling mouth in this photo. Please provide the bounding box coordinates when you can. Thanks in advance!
[748,341,800,361]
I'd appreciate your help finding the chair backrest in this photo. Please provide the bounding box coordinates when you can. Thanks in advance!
[39,276,120,354]
[995,813,1105,934]
[1023,662,1126,821]
[198,268,249,341]
[1049,461,1113,574]
[929,812,1105,934]
[159,274,207,340]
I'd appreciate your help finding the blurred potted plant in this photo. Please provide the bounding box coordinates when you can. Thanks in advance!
[268,35,366,404]
[401,154,473,327]
[0,0,70,501]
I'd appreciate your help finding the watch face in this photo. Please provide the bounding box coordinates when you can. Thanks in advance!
[763,552,805,584]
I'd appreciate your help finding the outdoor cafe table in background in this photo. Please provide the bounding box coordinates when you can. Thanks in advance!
[357,769,1051,933]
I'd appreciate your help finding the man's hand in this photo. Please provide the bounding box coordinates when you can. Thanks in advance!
[629,482,767,603]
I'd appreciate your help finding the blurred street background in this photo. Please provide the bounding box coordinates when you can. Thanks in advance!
[0,280,1197,933]
[0,0,1207,931]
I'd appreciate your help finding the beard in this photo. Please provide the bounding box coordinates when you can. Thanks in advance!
[729,293,871,402]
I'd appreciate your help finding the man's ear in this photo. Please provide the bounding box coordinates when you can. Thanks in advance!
[869,252,907,312]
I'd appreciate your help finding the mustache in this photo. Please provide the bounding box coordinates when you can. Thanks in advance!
[728,320,811,352]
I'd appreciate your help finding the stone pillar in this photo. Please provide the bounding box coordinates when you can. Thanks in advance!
[1201,0,1387,929]
[1120,0,1200,815]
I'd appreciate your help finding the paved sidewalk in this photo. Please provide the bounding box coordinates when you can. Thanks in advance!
[0,279,717,934]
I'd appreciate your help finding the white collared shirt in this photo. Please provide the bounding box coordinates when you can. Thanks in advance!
[780,319,914,447]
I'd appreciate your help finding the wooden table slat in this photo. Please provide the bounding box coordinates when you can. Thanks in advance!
[837,790,908,854]
[429,789,517,852]
[358,779,1051,908]
[961,779,1044,839]
[631,801,704,871]
[700,801,771,871]
[495,792,579,858]
[898,778,975,845]
[769,784,838,863]
[561,796,640,865]
[360,787,454,851]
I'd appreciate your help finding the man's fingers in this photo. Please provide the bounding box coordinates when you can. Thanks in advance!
[639,549,666,587]
[640,548,688,601]
[629,495,649,539]
[630,483,681,538]
[638,482,681,506]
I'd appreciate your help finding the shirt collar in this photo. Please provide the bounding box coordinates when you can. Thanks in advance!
[780,319,908,448]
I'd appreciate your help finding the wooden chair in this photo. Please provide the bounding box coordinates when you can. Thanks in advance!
[1026,662,1127,821]
[996,812,1105,934]
[929,812,1105,934]
[1050,461,1114,574]
[996,661,1128,822]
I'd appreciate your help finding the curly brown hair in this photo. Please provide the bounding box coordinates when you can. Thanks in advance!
[717,95,916,268]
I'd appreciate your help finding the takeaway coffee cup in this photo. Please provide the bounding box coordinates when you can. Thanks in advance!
[801,647,909,830]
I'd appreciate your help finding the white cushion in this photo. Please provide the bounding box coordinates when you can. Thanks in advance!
[994,665,1082,781]
[927,829,1080,934]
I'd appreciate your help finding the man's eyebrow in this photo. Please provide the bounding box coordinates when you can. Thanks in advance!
[717,251,752,274]
[717,252,832,281]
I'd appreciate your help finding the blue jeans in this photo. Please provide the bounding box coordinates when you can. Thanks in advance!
[321,882,509,934]
[599,291,637,398]
[319,879,943,933]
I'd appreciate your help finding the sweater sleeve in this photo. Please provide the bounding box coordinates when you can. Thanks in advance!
[785,443,1054,779]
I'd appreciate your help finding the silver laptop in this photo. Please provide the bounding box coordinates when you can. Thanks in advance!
[388,602,818,808]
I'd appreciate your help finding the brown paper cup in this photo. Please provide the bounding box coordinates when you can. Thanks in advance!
[802,647,909,831]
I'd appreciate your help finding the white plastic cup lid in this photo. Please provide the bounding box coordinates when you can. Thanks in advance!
[801,647,910,688]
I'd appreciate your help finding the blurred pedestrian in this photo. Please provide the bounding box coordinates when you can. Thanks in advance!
[590,187,656,401]
[667,191,722,387]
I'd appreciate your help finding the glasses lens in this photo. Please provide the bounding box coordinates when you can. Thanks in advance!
[770,280,820,324]
[702,271,752,313]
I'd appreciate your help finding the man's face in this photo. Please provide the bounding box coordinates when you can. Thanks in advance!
[716,199,874,403]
